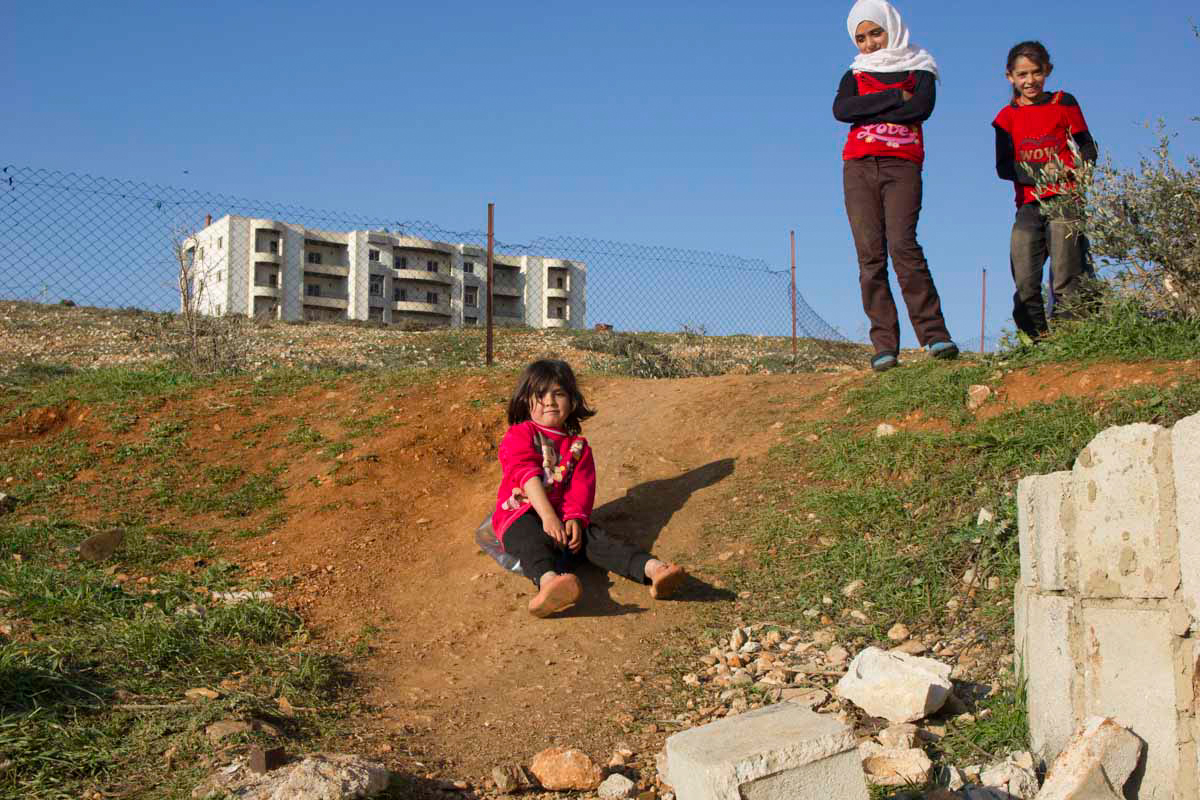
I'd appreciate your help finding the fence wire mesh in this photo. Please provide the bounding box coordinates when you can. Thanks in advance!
[1,165,852,357]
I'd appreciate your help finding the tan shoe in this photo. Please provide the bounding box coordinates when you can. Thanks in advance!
[528,573,582,618]
[649,563,686,599]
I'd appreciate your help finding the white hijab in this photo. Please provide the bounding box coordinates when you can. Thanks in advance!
[847,0,939,79]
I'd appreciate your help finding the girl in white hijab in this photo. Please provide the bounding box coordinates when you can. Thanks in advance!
[833,0,957,371]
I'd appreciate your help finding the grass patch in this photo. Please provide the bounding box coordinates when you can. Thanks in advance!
[0,519,350,800]
[999,298,1200,366]
[0,365,204,425]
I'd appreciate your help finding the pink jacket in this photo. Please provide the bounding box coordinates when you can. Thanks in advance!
[492,420,596,544]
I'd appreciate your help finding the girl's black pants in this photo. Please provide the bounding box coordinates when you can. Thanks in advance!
[503,512,652,587]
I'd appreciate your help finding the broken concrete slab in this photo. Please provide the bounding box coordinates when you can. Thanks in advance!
[1016,471,1072,590]
[1171,412,1200,618]
[979,752,1039,799]
[664,702,867,800]
[1070,423,1179,599]
[1015,588,1080,762]
[1034,716,1144,800]
[834,646,952,723]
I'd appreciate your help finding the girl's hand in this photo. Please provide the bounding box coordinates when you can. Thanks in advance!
[565,520,584,553]
[543,515,568,548]
[901,90,913,102]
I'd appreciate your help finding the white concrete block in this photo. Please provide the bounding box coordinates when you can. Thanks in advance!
[1081,605,1187,800]
[664,703,868,800]
[1171,412,1200,618]
[1071,424,1179,598]
[1016,591,1080,762]
[1035,716,1144,800]
[1018,471,1073,590]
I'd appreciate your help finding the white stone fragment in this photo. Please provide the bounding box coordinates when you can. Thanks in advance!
[1034,716,1144,800]
[597,772,637,799]
[834,647,952,723]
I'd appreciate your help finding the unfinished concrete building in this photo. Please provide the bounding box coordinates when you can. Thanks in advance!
[183,215,586,329]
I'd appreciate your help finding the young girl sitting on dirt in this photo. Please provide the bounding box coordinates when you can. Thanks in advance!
[492,359,686,618]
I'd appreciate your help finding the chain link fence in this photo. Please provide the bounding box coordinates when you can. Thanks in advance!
[1,164,851,350]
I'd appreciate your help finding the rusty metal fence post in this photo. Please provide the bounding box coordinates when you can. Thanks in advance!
[790,230,797,361]
[980,267,987,354]
[486,202,494,367]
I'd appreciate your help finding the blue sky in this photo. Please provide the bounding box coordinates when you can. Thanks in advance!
[4,1,1197,344]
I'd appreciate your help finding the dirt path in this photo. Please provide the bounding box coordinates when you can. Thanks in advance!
[229,372,839,779]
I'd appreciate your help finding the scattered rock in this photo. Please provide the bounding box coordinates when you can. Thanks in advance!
[191,753,388,799]
[886,623,911,642]
[205,718,283,745]
[826,645,850,665]
[529,747,603,791]
[967,385,993,411]
[730,628,747,650]
[0,493,16,515]
[842,579,865,598]
[491,764,534,793]
[859,743,934,787]
[875,423,898,438]
[598,772,638,799]
[834,647,953,723]
[980,752,1039,799]
[890,639,927,655]
[878,723,920,750]
[78,529,125,561]
[1035,716,1145,800]
[977,507,995,526]
[185,687,221,701]
[247,745,287,775]
[212,590,275,605]
[175,603,206,618]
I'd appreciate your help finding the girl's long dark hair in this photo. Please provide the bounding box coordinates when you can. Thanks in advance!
[507,359,596,435]
[1006,40,1053,98]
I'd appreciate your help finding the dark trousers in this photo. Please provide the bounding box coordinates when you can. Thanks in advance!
[1010,201,1093,338]
[503,512,652,587]
[843,157,952,354]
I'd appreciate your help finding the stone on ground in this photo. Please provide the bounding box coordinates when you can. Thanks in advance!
[875,423,898,438]
[1034,716,1144,800]
[78,529,125,561]
[979,752,1039,799]
[191,753,389,799]
[834,647,952,723]
[967,385,992,411]
[529,747,603,791]
[664,702,867,800]
[877,723,919,749]
[491,764,534,793]
[0,492,16,514]
[858,742,933,787]
[598,772,638,799]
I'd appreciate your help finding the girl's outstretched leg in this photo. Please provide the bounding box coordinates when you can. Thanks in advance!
[583,526,686,600]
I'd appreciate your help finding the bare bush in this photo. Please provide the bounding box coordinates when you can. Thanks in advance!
[172,230,249,373]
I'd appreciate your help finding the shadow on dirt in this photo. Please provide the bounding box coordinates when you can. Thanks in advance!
[564,458,738,617]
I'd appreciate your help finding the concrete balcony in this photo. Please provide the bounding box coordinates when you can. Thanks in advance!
[491,285,522,298]
[393,300,451,316]
[494,309,524,319]
[304,263,350,277]
[394,268,453,285]
[253,251,282,264]
[303,294,348,309]
[546,287,569,299]
[544,317,569,328]
[252,284,281,298]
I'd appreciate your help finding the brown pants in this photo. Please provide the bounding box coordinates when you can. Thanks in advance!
[843,157,952,354]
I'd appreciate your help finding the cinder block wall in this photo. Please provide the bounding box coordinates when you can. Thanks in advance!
[1015,413,1199,799]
